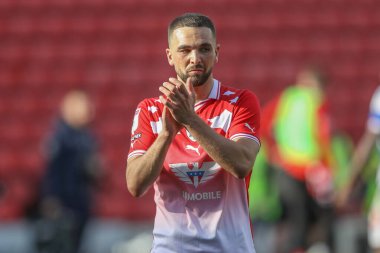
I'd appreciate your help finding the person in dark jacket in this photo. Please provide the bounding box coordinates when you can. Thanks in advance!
[37,90,101,253]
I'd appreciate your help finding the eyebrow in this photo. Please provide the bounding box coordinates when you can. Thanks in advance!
[177,42,213,50]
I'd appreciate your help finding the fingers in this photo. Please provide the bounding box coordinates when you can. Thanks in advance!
[165,77,194,99]
[159,97,181,135]
[166,77,190,96]
[168,77,183,87]
[159,78,188,104]
[159,95,175,110]
[159,98,170,117]
[166,78,189,97]
[159,77,195,127]
[163,79,177,92]
[159,95,167,105]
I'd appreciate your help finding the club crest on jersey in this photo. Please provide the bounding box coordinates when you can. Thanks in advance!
[170,162,221,188]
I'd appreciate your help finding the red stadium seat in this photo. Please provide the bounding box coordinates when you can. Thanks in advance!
[1,0,379,222]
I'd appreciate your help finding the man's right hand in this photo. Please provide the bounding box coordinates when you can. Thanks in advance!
[159,97,182,137]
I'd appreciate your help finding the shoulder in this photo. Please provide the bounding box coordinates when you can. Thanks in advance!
[371,86,380,103]
[134,97,165,116]
[219,84,260,107]
[370,86,380,112]
[136,97,161,108]
[220,84,258,98]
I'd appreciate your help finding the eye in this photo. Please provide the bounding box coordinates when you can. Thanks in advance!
[199,47,211,53]
[178,48,190,54]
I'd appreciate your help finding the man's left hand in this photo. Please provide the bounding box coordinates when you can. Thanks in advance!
[159,77,196,125]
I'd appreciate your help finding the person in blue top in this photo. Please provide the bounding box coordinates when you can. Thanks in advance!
[38,90,102,253]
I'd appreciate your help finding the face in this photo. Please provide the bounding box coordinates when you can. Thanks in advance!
[62,91,94,128]
[297,70,321,88]
[166,27,219,87]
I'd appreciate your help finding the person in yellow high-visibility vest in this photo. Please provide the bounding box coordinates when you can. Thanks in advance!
[261,65,334,253]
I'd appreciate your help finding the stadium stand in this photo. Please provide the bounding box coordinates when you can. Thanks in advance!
[0,0,379,252]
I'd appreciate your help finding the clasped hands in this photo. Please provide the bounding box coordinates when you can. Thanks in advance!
[159,77,196,135]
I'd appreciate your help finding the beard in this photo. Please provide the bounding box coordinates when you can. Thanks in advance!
[176,65,213,87]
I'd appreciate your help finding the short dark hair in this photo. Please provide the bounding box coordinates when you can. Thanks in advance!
[168,13,216,45]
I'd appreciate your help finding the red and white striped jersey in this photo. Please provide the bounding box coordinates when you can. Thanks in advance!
[128,79,260,253]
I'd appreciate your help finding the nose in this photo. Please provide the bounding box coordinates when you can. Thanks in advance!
[189,50,201,64]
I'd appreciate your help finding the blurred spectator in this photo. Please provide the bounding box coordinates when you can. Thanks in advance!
[249,147,282,253]
[36,90,102,253]
[338,83,380,253]
[261,65,334,253]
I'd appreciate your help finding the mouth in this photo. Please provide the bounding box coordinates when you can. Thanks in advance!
[188,69,204,75]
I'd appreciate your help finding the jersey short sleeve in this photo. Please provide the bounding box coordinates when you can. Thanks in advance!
[368,86,380,134]
[228,90,261,146]
[128,99,159,159]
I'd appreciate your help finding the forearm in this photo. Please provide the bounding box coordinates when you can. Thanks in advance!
[126,131,173,197]
[185,116,258,179]
[158,77,259,178]
[347,130,376,187]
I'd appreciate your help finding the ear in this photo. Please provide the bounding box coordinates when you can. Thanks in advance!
[215,44,220,63]
[166,48,174,66]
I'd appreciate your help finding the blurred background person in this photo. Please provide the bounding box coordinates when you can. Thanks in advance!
[249,146,282,253]
[338,83,380,253]
[36,90,102,253]
[330,130,368,253]
[261,65,335,253]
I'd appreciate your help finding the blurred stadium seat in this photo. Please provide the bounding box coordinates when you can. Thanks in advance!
[0,0,380,218]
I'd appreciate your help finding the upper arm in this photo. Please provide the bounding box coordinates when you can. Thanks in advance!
[128,100,158,160]
[228,90,261,147]
[235,137,260,162]
[228,91,261,170]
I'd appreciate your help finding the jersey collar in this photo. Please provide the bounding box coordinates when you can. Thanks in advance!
[208,79,221,100]
[194,79,220,111]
